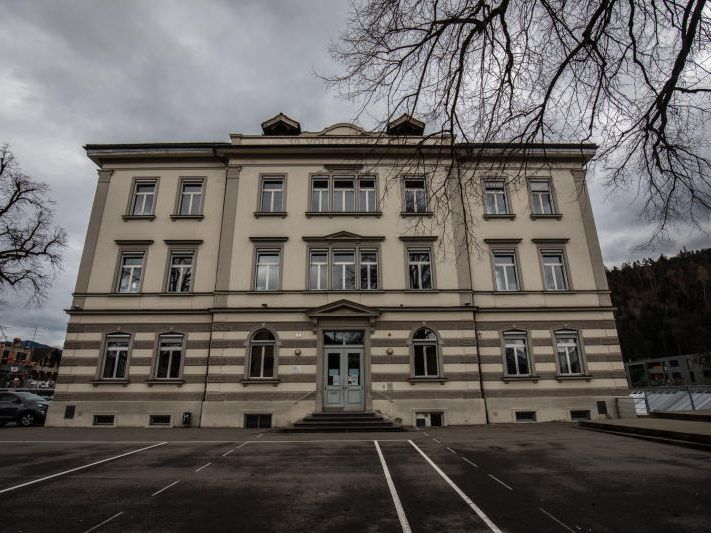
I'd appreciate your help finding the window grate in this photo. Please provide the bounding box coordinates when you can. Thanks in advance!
[149,415,171,426]
[515,411,537,422]
[245,414,272,429]
[93,414,115,426]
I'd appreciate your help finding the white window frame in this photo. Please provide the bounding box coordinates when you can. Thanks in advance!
[255,250,281,291]
[249,332,276,379]
[154,334,184,380]
[404,177,427,213]
[541,251,569,291]
[529,179,555,215]
[493,251,519,291]
[310,177,330,212]
[167,251,194,293]
[484,180,509,215]
[117,252,144,293]
[309,249,329,290]
[503,333,532,376]
[555,332,584,375]
[178,181,203,216]
[101,334,130,379]
[131,181,156,216]
[407,248,433,289]
[332,177,356,212]
[332,249,356,290]
[412,328,440,378]
[260,177,285,213]
[359,249,378,290]
[358,177,376,213]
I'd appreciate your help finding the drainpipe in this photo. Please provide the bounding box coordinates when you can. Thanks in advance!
[472,309,490,424]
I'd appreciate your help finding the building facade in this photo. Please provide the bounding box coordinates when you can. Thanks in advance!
[47,114,628,428]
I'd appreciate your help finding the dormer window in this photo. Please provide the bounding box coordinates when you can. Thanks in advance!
[261,113,301,136]
[386,114,425,136]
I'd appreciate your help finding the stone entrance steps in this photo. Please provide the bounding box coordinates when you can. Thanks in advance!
[281,411,406,432]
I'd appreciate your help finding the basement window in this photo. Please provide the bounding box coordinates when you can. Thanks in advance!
[149,415,172,427]
[570,410,591,421]
[245,414,272,429]
[514,411,537,422]
[415,412,444,428]
[64,405,76,419]
[93,415,115,426]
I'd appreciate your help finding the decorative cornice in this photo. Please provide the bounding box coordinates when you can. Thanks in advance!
[114,239,154,246]
[249,236,289,242]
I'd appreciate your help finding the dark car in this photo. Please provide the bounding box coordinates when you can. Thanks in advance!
[0,391,50,427]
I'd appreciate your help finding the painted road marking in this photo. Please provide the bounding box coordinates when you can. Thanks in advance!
[0,442,166,495]
[447,447,457,454]
[195,462,212,472]
[152,480,180,497]
[539,508,577,532]
[487,474,513,491]
[374,441,412,533]
[409,440,502,533]
[83,511,124,533]
[256,433,264,439]
[461,457,478,468]
[433,438,441,444]
[222,442,248,457]
[423,432,429,437]
[244,439,410,443]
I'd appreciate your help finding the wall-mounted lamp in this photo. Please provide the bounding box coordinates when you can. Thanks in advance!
[295,348,302,356]
[386,348,394,355]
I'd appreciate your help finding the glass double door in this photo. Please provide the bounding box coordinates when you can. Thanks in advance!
[324,347,364,410]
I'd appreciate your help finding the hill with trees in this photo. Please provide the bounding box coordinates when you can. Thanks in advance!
[607,248,711,361]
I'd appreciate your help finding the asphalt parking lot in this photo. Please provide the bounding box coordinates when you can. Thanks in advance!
[0,424,709,532]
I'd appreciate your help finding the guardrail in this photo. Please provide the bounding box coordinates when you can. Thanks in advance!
[630,386,711,415]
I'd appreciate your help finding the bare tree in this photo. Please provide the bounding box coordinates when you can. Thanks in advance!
[327,0,711,238]
[0,144,66,305]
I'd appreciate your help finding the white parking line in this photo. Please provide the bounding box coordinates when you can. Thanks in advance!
[256,433,264,439]
[0,442,166,495]
[152,480,180,497]
[487,474,513,491]
[374,441,412,533]
[409,440,502,533]
[222,442,248,457]
[423,432,429,437]
[433,438,441,444]
[447,447,457,454]
[539,507,576,532]
[195,462,212,472]
[245,439,410,443]
[82,511,124,533]
[461,457,478,468]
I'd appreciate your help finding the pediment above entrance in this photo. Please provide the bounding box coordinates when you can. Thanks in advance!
[302,231,385,243]
[306,299,381,319]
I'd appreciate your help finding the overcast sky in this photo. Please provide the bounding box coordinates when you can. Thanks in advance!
[1,0,709,347]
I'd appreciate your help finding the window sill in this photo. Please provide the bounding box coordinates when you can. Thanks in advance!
[91,379,130,387]
[241,378,280,386]
[110,292,143,296]
[483,214,516,220]
[404,288,438,293]
[530,213,563,220]
[555,374,592,382]
[502,375,540,383]
[400,211,433,217]
[170,214,204,220]
[146,379,184,387]
[408,377,447,384]
[305,211,383,218]
[122,215,155,221]
[254,211,288,218]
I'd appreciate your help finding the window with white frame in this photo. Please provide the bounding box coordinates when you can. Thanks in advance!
[529,179,554,214]
[249,330,276,379]
[101,334,130,379]
[333,178,355,212]
[484,180,509,215]
[556,332,583,375]
[131,181,156,216]
[504,332,531,375]
[407,248,432,289]
[541,251,568,290]
[155,334,183,379]
[255,250,280,291]
[358,177,376,212]
[309,250,328,290]
[117,252,144,293]
[413,328,439,377]
[167,251,194,293]
[332,250,356,290]
[260,177,284,212]
[493,251,519,291]
[360,250,378,290]
[404,177,427,213]
[310,178,330,212]
[178,181,203,215]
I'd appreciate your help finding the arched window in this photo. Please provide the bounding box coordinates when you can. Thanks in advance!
[101,333,130,379]
[249,329,276,379]
[502,330,531,376]
[413,327,439,377]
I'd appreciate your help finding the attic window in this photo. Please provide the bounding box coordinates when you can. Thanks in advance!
[261,113,301,136]
[386,114,425,136]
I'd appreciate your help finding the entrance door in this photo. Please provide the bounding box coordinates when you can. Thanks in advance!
[324,347,364,411]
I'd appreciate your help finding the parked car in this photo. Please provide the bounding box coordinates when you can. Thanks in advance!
[0,391,50,427]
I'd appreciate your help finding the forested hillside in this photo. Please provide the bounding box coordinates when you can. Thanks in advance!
[607,248,711,361]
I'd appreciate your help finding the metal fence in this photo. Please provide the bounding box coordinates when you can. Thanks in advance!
[630,386,711,415]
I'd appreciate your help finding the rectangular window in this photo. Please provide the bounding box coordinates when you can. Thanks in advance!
[178,181,203,215]
[249,343,275,378]
[311,178,330,212]
[101,335,130,379]
[413,344,439,377]
[155,335,183,379]
[404,178,427,213]
[244,414,272,429]
[556,333,583,375]
[359,250,378,290]
[515,411,537,422]
[167,251,194,293]
[493,252,519,291]
[358,177,376,212]
[484,181,508,215]
[93,415,115,426]
[333,177,355,212]
[408,249,432,289]
[570,410,591,421]
[131,182,156,216]
[504,333,531,375]
[309,250,328,290]
[255,250,280,291]
[542,252,568,291]
[260,177,284,212]
[117,253,144,293]
[332,250,356,290]
[149,415,171,426]
[529,179,554,214]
